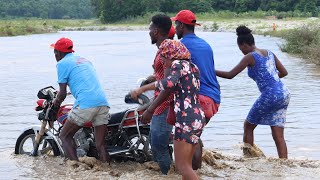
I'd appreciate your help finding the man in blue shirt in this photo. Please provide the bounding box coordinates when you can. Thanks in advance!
[172,10,221,170]
[52,37,110,163]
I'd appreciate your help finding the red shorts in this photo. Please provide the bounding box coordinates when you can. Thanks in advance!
[199,95,219,123]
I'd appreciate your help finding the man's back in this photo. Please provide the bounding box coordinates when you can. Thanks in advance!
[181,33,220,104]
[56,53,109,109]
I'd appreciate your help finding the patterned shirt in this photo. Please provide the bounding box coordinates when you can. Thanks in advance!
[155,60,205,126]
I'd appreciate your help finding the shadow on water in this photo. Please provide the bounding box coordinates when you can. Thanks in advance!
[0,31,320,178]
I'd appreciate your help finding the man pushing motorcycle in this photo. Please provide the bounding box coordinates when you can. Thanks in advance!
[51,37,111,163]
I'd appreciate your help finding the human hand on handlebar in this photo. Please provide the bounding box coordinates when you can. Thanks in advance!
[52,98,61,108]
[130,88,143,100]
[141,109,153,124]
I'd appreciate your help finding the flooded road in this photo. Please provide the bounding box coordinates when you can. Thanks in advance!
[0,31,319,179]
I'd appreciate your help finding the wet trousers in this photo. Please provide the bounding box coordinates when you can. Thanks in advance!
[150,109,173,175]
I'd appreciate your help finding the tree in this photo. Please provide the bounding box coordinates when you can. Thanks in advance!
[234,0,260,12]
[98,0,147,23]
[0,0,93,19]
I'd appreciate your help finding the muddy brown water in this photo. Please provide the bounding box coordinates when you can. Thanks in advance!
[0,31,319,179]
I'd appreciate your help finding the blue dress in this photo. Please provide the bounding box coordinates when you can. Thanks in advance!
[247,50,290,128]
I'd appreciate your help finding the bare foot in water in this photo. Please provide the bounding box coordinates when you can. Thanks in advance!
[242,143,265,157]
[100,151,111,165]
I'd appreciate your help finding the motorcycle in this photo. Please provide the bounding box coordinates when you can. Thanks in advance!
[15,84,153,163]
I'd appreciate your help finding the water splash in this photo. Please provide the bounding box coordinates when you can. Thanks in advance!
[242,143,266,158]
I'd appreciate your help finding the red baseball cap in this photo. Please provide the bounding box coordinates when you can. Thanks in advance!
[168,26,175,39]
[171,10,201,26]
[51,37,74,53]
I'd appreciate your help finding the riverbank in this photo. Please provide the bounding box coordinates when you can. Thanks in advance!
[59,17,319,33]
[1,17,319,35]
[0,19,100,36]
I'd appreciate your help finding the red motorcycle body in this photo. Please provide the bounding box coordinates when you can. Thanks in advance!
[56,104,148,128]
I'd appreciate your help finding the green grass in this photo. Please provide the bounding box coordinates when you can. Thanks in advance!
[261,26,320,65]
[0,19,101,36]
[0,10,317,36]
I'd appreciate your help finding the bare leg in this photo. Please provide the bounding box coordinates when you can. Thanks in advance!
[243,120,257,146]
[192,138,203,170]
[59,120,81,161]
[174,140,199,180]
[271,126,287,158]
[94,124,110,163]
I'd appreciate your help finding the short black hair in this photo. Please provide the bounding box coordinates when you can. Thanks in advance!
[184,23,195,31]
[151,14,172,36]
[176,20,195,32]
[236,25,255,46]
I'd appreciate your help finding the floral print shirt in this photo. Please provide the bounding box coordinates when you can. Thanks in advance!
[155,60,205,131]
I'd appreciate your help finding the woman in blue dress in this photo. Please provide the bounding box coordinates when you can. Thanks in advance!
[216,25,290,158]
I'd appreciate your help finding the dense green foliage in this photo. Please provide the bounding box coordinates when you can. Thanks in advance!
[92,0,320,23]
[281,26,320,65]
[1,0,319,21]
[0,0,93,19]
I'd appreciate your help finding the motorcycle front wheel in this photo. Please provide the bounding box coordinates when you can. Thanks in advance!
[15,129,60,156]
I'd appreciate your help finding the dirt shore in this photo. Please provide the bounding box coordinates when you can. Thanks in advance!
[61,17,319,33]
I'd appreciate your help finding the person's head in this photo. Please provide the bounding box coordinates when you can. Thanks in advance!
[172,10,200,39]
[236,25,255,55]
[159,39,191,67]
[168,26,176,39]
[51,37,74,62]
[149,14,172,45]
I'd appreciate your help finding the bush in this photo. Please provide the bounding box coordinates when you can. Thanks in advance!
[211,22,219,32]
[281,26,320,53]
[281,26,320,65]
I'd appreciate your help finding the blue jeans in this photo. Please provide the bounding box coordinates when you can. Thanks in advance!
[150,109,173,175]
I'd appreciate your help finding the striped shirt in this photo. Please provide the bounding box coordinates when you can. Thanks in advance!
[153,49,174,115]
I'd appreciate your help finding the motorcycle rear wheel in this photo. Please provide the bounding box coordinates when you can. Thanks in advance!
[15,129,60,156]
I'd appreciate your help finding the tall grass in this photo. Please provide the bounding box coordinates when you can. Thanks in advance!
[197,10,317,20]
[0,19,100,36]
[113,10,317,24]
[278,26,320,65]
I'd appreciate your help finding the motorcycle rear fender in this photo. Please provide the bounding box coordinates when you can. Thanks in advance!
[21,125,65,156]
[122,109,150,128]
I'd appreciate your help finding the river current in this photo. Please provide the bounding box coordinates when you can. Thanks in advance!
[0,31,319,179]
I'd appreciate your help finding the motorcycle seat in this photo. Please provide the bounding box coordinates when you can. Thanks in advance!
[108,110,127,125]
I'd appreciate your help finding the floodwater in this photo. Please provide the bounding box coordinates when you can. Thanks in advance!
[0,31,319,179]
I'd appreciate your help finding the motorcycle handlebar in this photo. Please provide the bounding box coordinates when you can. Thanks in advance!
[124,93,150,105]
